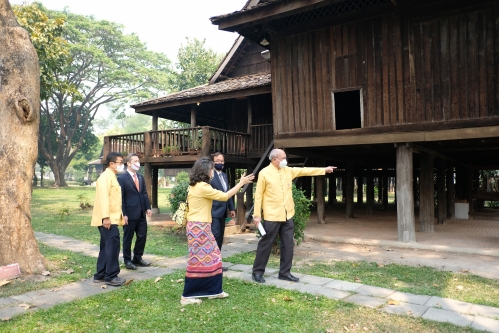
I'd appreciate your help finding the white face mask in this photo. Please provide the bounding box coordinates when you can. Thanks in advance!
[131,163,140,171]
[279,159,288,168]
[116,164,125,173]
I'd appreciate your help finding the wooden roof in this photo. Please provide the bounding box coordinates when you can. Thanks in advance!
[131,72,271,110]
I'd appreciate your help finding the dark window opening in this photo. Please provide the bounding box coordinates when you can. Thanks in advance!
[334,90,362,130]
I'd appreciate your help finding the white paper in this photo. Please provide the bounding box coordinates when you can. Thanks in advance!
[257,222,266,236]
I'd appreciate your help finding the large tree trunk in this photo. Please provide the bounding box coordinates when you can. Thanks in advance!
[0,0,46,273]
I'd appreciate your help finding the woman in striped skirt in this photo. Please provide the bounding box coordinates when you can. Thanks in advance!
[181,157,254,305]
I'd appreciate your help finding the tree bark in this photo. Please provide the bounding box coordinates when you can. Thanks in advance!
[0,0,47,272]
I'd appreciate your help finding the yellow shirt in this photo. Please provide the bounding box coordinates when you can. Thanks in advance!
[254,164,325,222]
[187,182,229,222]
[90,168,124,227]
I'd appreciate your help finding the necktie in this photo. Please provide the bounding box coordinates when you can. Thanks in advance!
[133,173,140,191]
[219,173,227,192]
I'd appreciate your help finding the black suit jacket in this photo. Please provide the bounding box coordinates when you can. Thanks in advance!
[210,171,235,219]
[117,171,151,221]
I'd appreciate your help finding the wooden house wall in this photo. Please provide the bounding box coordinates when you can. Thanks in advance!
[229,43,271,78]
[270,4,498,134]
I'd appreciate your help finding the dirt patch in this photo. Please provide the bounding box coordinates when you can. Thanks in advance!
[293,240,499,280]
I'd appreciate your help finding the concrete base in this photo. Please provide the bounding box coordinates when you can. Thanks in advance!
[455,203,469,219]
[151,208,160,214]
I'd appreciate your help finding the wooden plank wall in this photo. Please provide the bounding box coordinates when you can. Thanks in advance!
[229,43,271,78]
[271,5,498,134]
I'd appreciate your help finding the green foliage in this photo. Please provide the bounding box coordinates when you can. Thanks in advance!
[291,183,312,245]
[14,5,173,186]
[13,2,73,100]
[175,171,189,184]
[169,181,189,214]
[172,37,224,91]
[57,205,70,221]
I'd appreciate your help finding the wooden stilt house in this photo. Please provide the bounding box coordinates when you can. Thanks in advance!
[209,0,499,241]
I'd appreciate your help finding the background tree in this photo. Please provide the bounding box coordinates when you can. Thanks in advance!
[15,4,173,186]
[172,37,223,91]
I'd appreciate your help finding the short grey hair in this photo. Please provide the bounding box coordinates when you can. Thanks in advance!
[125,153,138,164]
[269,149,282,161]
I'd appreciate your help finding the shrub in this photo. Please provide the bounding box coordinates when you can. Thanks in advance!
[169,180,189,214]
[175,171,189,185]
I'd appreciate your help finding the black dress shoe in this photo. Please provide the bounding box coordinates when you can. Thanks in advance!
[278,274,300,282]
[124,261,137,270]
[252,273,266,283]
[222,267,228,272]
[132,258,151,267]
[105,276,126,286]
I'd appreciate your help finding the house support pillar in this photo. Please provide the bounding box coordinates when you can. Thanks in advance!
[437,158,446,225]
[446,161,455,218]
[366,169,374,214]
[419,152,434,232]
[328,175,336,207]
[144,163,157,214]
[396,144,416,242]
[382,172,388,210]
[346,163,354,218]
[152,111,158,131]
[303,176,312,200]
[357,174,363,205]
[316,158,326,224]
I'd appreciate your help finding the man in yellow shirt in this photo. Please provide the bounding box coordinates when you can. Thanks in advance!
[91,152,126,287]
[252,149,336,283]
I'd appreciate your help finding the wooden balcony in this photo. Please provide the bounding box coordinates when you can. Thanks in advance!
[103,126,253,164]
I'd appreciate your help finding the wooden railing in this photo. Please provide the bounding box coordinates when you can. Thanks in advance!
[250,124,273,153]
[104,126,250,159]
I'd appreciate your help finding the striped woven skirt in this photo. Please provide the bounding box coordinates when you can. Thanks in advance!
[182,221,223,298]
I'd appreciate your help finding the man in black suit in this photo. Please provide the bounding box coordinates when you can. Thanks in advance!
[210,152,235,271]
[117,153,152,270]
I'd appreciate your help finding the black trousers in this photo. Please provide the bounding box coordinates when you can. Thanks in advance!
[211,216,225,251]
[122,217,148,262]
[252,218,295,276]
[95,225,121,281]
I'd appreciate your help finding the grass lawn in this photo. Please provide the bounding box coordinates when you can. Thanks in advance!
[0,244,96,298]
[225,252,499,308]
[0,270,481,333]
[31,187,187,258]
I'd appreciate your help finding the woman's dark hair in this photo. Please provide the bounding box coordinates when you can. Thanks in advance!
[189,157,213,186]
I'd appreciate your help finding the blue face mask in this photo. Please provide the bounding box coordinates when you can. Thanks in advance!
[214,163,224,171]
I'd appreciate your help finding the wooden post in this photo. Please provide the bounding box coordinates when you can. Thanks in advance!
[190,104,197,127]
[396,145,416,242]
[342,176,346,202]
[316,158,326,223]
[230,167,236,188]
[152,110,158,131]
[356,175,363,205]
[247,98,253,151]
[237,192,246,231]
[382,173,388,210]
[467,167,473,216]
[446,161,455,217]
[346,163,354,218]
[328,175,336,207]
[144,131,152,157]
[103,136,111,161]
[419,152,434,232]
[377,177,383,203]
[437,158,446,225]
[201,126,210,157]
[144,162,153,212]
[152,166,159,213]
[366,169,374,214]
[245,165,253,209]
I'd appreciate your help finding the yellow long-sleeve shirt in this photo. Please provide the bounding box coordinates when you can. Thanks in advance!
[187,182,229,222]
[91,168,124,227]
[254,164,326,222]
